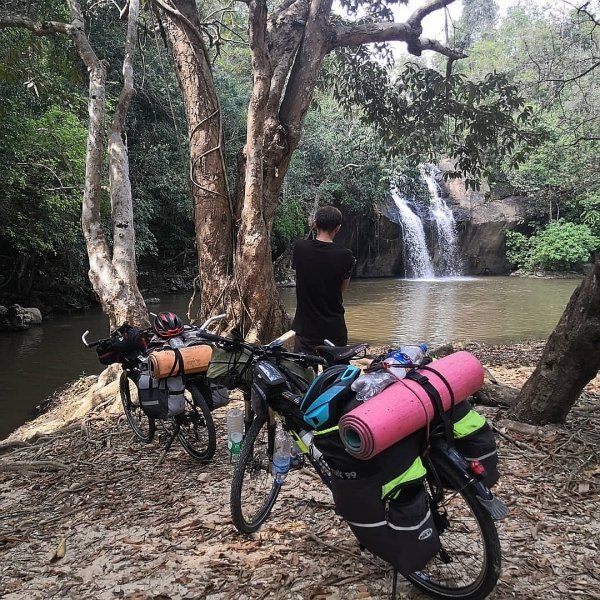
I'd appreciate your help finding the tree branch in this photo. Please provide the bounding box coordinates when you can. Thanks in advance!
[330,21,465,59]
[0,15,70,36]
[407,0,459,30]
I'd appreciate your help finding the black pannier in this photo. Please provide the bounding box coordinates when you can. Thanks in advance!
[450,400,499,488]
[96,325,147,365]
[315,428,441,575]
[136,374,186,419]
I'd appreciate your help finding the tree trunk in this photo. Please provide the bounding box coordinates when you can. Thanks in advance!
[68,0,148,329]
[161,0,234,325]
[509,258,600,423]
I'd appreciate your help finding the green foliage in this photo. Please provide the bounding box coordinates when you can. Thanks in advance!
[505,222,599,271]
[272,199,306,255]
[505,230,532,270]
[532,222,598,271]
[0,105,87,255]
[321,46,539,186]
[578,191,600,235]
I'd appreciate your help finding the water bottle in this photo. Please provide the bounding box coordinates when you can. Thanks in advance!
[226,408,244,463]
[351,371,398,401]
[272,427,291,483]
[401,343,428,366]
[385,343,428,380]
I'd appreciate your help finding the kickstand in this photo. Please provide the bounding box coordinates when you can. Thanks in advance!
[156,422,179,466]
[390,568,398,599]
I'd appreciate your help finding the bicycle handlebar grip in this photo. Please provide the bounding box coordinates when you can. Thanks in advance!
[301,353,327,366]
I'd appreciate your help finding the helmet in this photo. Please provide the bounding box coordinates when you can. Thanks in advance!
[300,365,361,430]
[153,311,184,338]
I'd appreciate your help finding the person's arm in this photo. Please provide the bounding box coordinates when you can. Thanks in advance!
[340,253,356,293]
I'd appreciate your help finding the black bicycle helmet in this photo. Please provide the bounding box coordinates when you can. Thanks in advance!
[153,311,184,338]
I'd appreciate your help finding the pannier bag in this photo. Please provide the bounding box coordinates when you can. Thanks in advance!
[137,374,186,419]
[451,400,499,488]
[319,429,441,575]
[96,325,147,365]
[149,345,212,378]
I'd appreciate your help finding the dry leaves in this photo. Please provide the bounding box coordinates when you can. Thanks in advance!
[0,344,599,599]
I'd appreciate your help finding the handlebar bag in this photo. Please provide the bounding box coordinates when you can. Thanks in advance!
[96,326,147,365]
[137,374,186,419]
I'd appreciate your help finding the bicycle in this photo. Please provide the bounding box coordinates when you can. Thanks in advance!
[226,336,506,600]
[82,320,217,462]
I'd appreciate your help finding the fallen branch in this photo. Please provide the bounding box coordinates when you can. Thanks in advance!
[0,460,70,473]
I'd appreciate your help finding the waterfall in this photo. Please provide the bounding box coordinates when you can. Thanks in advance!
[420,165,463,277]
[391,189,435,279]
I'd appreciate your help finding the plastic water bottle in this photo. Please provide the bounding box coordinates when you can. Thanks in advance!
[227,408,244,463]
[272,427,291,483]
[385,344,428,380]
[351,371,398,401]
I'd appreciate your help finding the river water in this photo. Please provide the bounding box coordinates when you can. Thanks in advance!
[0,276,580,439]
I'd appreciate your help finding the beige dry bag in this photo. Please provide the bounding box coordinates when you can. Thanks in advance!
[149,345,213,378]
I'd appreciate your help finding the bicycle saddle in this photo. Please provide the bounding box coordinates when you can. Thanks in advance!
[315,343,367,365]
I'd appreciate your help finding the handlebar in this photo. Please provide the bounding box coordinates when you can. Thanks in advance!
[82,314,354,368]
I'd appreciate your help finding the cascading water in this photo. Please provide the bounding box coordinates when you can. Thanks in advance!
[391,165,463,279]
[391,189,435,279]
[420,165,463,277]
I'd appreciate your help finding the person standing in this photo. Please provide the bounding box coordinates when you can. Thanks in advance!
[292,206,355,353]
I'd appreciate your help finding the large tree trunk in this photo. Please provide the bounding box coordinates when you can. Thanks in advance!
[509,258,600,424]
[159,0,463,341]
[160,0,234,325]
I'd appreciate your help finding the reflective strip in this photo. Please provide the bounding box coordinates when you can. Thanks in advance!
[388,509,432,532]
[381,457,427,499]
[453,410,486,439]
[463,449,497,462]
[348,509,432,532]
[313,425,339,436]
[347,520,387,528]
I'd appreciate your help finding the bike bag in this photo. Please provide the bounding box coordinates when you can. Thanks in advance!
[451,400,499,488]
[137,374,186,419]
[323,428,441,575]
[96,325,147,365]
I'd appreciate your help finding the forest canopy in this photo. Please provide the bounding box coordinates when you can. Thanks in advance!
[0,0,598,309]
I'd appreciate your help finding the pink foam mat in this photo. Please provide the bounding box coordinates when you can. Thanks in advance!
[339,351,485,460]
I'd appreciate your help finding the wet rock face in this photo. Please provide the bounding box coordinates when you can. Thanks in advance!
[0,304,43,331]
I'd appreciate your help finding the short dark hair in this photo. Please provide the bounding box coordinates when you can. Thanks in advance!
[315,206,342,232]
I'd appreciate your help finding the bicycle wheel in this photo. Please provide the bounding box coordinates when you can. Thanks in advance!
[175,383,217,462]
[230,413,281,534]
[404,455,502,600]
[120,371,155,442]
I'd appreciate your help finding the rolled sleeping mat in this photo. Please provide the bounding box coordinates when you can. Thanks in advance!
[339,351,485,460]
[149,345,213,378]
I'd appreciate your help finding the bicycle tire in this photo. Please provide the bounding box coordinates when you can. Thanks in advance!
[230,413,281,534]
[176,383,217,462]
[119,371,155,442]
[404,455,502,600]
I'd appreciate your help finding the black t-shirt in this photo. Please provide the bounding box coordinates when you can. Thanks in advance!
[292,239,355,345]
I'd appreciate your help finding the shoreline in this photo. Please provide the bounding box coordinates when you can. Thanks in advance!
[1,343,599,599]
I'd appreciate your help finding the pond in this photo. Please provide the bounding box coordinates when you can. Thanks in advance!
[0,276,580,439]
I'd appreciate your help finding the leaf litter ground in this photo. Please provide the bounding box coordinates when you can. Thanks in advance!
[0,342,599,599]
